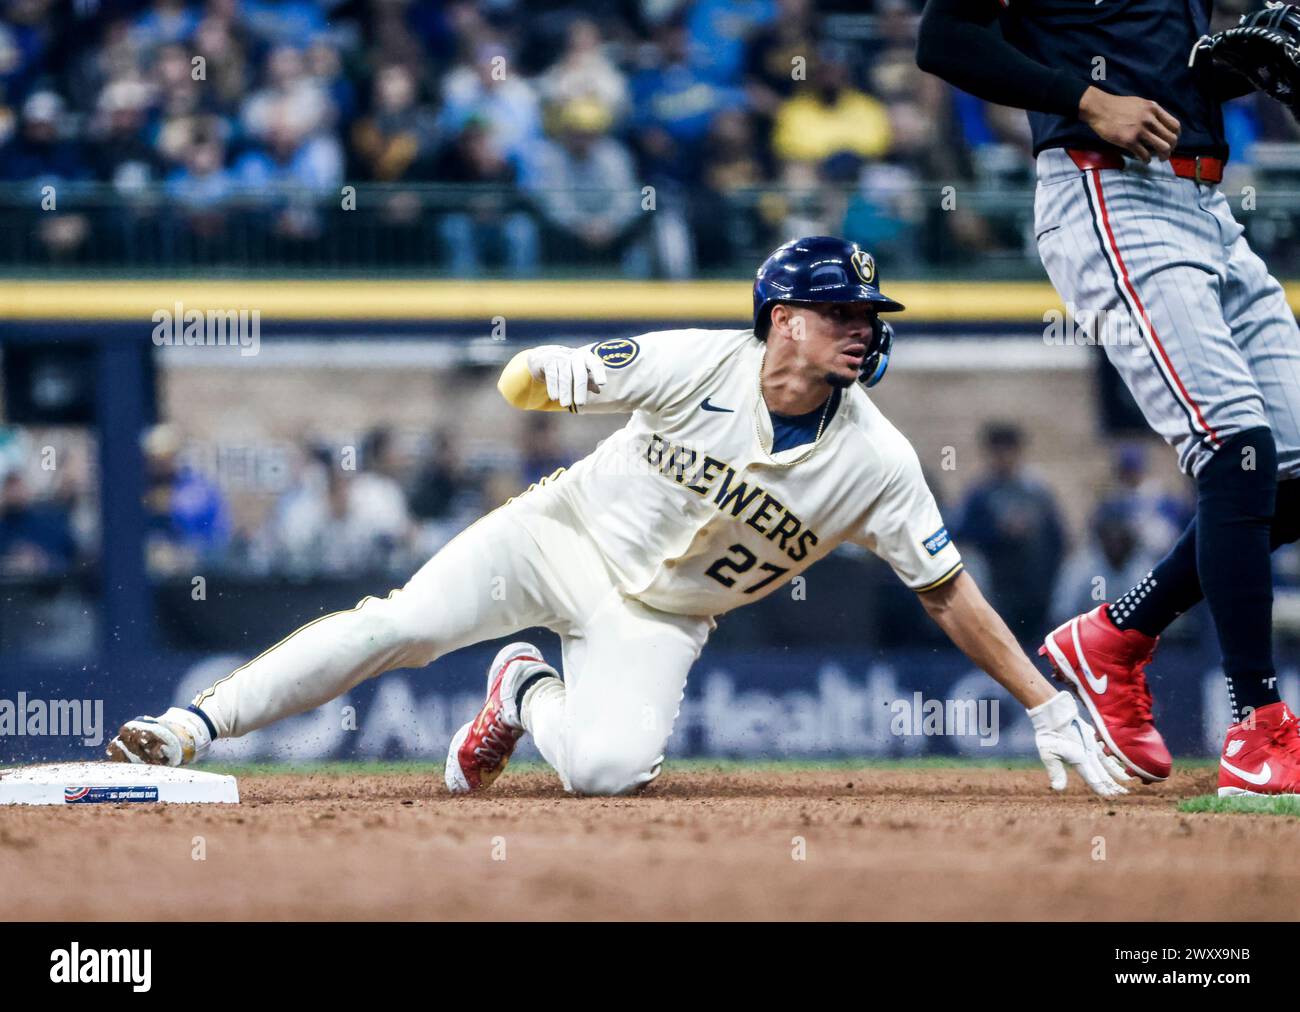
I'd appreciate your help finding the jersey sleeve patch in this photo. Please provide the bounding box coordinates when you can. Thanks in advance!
[593,337,640,369]
[922,526,951,556]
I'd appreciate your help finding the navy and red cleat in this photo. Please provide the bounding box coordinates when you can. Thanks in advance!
[1218,701,1300,798]
[1039,604,1172,783]
[444,642,556,794]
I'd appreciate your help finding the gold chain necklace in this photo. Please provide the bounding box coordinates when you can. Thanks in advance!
[755,348,834,467]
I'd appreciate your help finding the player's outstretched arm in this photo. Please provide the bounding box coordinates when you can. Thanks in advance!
[917,570,1131,798]
[498,345,608,411]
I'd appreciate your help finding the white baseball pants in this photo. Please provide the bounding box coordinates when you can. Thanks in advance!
[192,481,713,795]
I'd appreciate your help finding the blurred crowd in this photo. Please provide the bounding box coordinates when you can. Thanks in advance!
[0,413,572,582]
[4,0,1299,275]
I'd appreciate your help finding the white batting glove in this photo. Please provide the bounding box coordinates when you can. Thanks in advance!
[1028,691,1132,798]
[526,345,608,409]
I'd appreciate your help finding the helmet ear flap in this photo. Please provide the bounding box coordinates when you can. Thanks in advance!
[860,318,893,387]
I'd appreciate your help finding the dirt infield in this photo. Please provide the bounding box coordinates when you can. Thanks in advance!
[2,764,1298,920]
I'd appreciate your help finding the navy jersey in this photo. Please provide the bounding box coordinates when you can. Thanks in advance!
[997,0,1228,157]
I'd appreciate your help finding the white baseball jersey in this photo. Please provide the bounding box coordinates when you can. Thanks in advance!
[184,326,960,796]
[542,327,963,616]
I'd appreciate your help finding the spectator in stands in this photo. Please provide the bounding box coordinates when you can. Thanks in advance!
[235,103,341,191]
[240,43,335,147]
[409,431,465,523]
[686,0,776,85]
[142,424,231,574]
[89,79,159,190]
[192,5,252,117]
[0,91,92,258]
[955,422,1067,641]
[234,99,343,240]
[438,39,541,173]
[150,42,222,173]
[841,158,924,273]
[840,3,932,268]
[1050,500,1160,628]
[354,426,414,540]
[529,97,647,275]
[408,430,477,555]
[0,30,18,148]
[306,38,357,131]
[434,116,539,276]
[0,90,88,182]
[629,17,744,186]
[166,125,234,240]
[273,433,413,576]
[0,472,78,576]
[0,428,24,481]
[67,17,142,120]
[1097,443,1192,560]
[745,0,820,122]
[351,63,439,182]
[696,107,770,266]
[864,0,950,171]
[537,16,628,123]
[771,42,891,176]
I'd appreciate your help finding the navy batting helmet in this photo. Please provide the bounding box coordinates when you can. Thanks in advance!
[752,236,905,386]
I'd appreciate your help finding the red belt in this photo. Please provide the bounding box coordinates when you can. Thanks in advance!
[1066,147,1224,185]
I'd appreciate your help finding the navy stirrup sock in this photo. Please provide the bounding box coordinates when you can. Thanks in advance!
[1109,521,1200,637]
[1110,429,1283,721]
[1195,428,1279,720]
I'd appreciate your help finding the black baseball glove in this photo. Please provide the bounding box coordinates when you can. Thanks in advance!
[1190,2,1300,115]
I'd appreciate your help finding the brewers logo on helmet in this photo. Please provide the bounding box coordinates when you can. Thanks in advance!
[752,236,904,387]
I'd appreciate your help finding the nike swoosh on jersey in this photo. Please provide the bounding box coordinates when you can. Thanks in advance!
[1071,618,1108,694]
[1220,758,1272,786]
[700,397,734,413]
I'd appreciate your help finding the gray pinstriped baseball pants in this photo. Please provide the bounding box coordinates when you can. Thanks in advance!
[1034,147,1300,479]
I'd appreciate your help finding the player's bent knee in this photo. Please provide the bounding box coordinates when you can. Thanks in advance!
[566,741,659,797]
[1199,426,1278,514]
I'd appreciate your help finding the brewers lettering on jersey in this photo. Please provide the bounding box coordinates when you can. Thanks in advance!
[105,237,1128,800]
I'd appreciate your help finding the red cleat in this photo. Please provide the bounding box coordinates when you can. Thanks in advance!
[1218,701,1300,798]
[1038,604,1172,783]
[444,642,556,794]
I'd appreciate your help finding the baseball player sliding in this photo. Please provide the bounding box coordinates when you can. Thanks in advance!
[108,237,1127,798]
[918,0,1300,797]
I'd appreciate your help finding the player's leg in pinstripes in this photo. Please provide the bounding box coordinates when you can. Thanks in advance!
[1099,190,1300,664]
[1045,165,1282,726]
